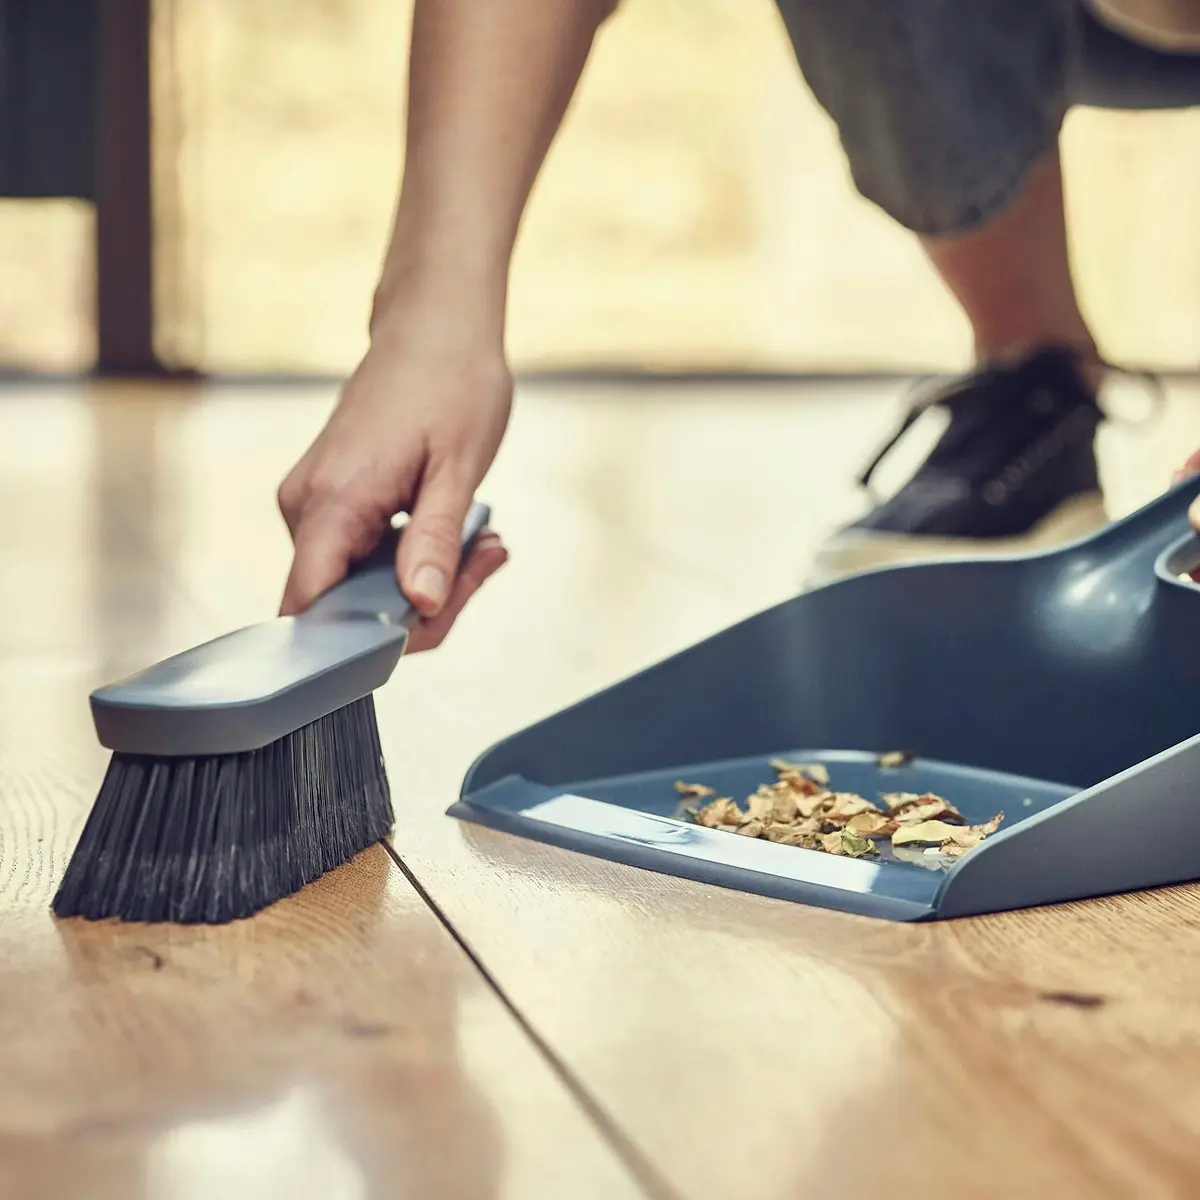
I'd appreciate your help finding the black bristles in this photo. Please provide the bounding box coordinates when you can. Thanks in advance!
[53,696,394,924]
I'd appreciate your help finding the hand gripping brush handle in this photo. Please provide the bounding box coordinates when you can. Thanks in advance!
[90,501,492,758]
[53,502,492,925]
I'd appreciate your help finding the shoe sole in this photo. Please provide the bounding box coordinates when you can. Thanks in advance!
[806,491,1109,588]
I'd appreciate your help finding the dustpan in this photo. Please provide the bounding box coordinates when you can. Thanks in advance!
[450,479,1200,921]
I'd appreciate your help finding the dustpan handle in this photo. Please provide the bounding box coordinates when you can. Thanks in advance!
[303,500,492,626]
[1088,476,1200,572]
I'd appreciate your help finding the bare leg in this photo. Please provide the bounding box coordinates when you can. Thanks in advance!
[920,150,1100,381]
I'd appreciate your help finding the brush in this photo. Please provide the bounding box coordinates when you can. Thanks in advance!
[52,501,491,924]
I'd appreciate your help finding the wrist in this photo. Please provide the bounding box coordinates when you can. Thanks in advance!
[376,200,511,310]
[368,276,507,365]
[371,263,505,348]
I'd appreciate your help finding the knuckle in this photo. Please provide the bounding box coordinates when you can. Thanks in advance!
[412,510,464,556]
[276,476,303,522]
[304,468,347,507]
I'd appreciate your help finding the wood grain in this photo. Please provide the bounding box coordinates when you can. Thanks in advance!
[0,387,644,1200]
[93,374,1200,1199]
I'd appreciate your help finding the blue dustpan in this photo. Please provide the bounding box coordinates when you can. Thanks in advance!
[451,479,1200,921]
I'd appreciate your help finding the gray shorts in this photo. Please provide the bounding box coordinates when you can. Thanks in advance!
[771,0,1192,235]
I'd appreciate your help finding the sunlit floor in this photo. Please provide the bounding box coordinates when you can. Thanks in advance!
[2,373,1200,1200]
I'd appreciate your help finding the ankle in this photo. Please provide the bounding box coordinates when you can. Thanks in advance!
[973,337,1104,394]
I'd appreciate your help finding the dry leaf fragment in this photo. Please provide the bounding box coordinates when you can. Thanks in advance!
[882,791,964,821]
[767,791,800,824]
[820,831,848,855]
[770,759,830,787]
[765,823,821,848]
[840,831,879,858]
[675,780,715,799]
[693,796,744,828]
[890,820,958,847]
[780,774,824,798]
[795,790,829,819]
[941,812,1005,849]
[876,749,916,768]
[892,797,965,826]
[747,786,800,825]
[737,820,765,838]
[881,791,925,813]
[823,792,876,822]
[846,811,897,838]
[819,830,878,858]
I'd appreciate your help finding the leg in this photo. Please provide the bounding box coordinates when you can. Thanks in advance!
[771,0,1109,581]
[921,150,1098,377]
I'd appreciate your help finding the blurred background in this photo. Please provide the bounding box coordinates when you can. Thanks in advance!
[2,0,1198,380]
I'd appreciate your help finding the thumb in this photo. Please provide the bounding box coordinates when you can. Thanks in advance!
[398,460,475,617]
[280,501,375,616]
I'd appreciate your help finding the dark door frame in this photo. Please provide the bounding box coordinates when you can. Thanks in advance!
[96,0,178,376]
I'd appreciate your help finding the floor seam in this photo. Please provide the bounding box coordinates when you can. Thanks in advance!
[381,839,684,1200]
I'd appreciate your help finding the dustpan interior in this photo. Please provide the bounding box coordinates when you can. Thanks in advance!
[561,748,1076,876]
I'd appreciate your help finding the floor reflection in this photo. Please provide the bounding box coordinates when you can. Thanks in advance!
[48,847,507,1200]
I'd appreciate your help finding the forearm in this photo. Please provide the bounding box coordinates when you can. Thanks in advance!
[372,0,615,337]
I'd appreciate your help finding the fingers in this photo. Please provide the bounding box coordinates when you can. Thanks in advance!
[1173,450,1200,485]
[1170,452,1200,532]
[405,533,508,654]
[396,458,477,617]
[279,500,379,616]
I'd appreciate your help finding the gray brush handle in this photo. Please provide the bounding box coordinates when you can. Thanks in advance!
[90,500,493,757]
[305,500,492,626]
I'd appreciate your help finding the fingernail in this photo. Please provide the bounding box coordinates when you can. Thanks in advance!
[412,564,448,606]
[1189,495,1200,528]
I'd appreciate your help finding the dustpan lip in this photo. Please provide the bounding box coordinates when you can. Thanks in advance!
[449,778,937,922]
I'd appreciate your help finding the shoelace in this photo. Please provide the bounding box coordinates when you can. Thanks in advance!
[856,353,1166,501]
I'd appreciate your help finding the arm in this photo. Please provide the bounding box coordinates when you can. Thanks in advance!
[279,0,616,648]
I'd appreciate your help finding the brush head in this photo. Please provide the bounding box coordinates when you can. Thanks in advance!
[52,695,393,923]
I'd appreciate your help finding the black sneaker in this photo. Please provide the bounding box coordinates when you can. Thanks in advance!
[808,347,1110,585]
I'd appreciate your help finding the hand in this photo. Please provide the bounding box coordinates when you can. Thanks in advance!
[1174,451,1200,532]
[277,306,511,653]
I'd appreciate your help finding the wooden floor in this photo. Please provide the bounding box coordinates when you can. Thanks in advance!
[3,374,1200,1199]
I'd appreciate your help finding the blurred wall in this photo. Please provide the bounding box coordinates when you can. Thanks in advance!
[2,0,1198,375]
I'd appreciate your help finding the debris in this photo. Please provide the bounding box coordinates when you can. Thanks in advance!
[876,749,916,768]
[765,823,822,848]
[840,831,878,858]
[880,791,925,812]
[822,792,874,822]
[891,796,965,825]
[682,761,1002,865]
[845,811,897,838]
[890,820,958,847]
[769,759,830,787]
[692,796,743,828]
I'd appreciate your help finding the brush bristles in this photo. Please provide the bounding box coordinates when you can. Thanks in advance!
[52,696,395,924]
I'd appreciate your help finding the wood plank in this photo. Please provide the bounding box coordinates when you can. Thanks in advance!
[82,375,1200,1199]
[0,387,644,1200]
